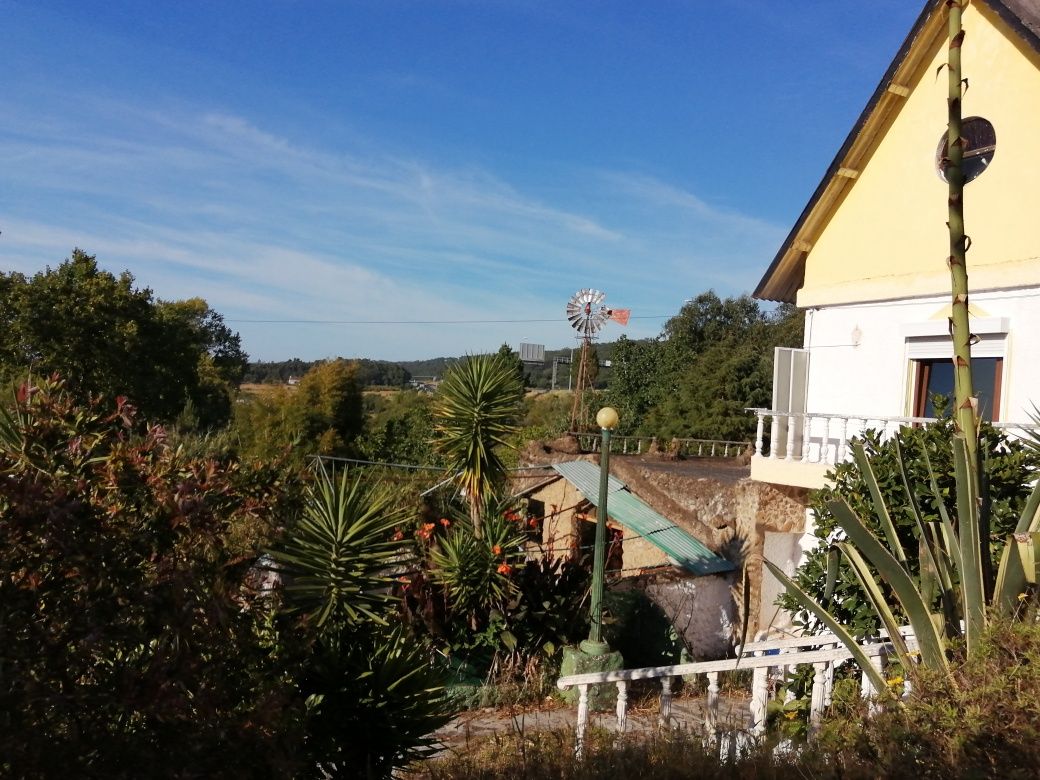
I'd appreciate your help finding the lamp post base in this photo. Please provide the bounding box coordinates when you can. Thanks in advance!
[560,644,624,709]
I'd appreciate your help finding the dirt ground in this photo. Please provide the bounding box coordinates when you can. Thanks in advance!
[432,691,753,755]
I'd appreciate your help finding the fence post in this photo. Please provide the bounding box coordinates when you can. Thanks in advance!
[576,684,589,758]
[705,671,719,739]
[660,676,674,728]
[809,662,827,733]
[616,681,628,734]
[750,663,769,736]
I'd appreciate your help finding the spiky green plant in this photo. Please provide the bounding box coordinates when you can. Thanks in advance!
[429,507,527,620]
[272,465,413,630]
[432,353,523,538]
[768,438,1040,689]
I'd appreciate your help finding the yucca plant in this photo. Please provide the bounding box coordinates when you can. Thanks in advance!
[272,465,413,631]
[274,467,453,778]
[432,353,523,538]
[429,506,527,624]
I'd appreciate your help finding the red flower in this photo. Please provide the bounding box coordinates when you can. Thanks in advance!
[439,518,451,527]
[497,563,513,575]
[392,529,405,541]
[492,545,502,555]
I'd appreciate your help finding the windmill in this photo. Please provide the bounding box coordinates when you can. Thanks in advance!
[566,289,629,431]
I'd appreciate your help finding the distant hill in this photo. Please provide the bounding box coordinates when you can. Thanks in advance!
[246,340,628,389]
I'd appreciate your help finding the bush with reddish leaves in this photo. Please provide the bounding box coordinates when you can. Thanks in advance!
[0,376,306,777]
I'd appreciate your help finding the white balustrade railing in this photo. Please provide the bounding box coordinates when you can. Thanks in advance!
[747,408,1039,466]
[570,432,750,458]
[557,629,917,756]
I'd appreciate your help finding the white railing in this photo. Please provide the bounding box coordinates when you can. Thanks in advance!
[747,409,1039,466]
[570,432,750,458]
[557,629,916,756]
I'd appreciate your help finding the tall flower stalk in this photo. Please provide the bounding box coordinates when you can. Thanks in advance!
[945,0,978,465]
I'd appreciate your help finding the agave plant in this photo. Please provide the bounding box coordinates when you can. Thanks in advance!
[768,436,1040,691]
[431,353,523,538]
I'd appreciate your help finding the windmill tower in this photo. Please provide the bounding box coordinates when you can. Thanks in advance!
[566,289,616,431]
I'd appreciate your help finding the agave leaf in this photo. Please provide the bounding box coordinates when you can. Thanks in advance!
[763,560,889,695]
[852,440,907,566]
[952,436,986,653]
[1013,475,1040,534]
[823,546,840,606]
[923,446,965,583]
[840,543,913,665]
[994,531,1040,612]
[826,498,948,673]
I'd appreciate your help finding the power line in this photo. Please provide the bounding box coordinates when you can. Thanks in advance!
[226,315,671,325]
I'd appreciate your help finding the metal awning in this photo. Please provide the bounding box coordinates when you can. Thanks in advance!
[550,461,735,577]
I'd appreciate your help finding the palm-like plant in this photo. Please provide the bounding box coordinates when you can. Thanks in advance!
[272,465,412,630]
[432,353,523,538]
[273,467,453,778]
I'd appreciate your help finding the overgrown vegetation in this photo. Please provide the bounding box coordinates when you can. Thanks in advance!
[605,291,802,441]
[778,417,1040,637]
[0,377,451,778]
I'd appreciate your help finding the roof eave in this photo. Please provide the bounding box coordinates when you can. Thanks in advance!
[753,0,943,304]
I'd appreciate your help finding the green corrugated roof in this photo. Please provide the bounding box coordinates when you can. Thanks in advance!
[550,461,735,577]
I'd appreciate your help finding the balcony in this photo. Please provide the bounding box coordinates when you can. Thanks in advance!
[747,408,1037,490]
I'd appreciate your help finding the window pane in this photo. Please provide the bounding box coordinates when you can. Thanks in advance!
[922,357,1000,421]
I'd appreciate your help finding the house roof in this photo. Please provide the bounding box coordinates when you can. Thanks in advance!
[550,461,735,577]
[754,0,1040,304]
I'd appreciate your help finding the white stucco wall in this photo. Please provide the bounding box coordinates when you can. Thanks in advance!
[802,287,1040,424]
[643,574,736,659]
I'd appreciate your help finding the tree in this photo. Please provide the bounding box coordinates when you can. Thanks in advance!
[605,293,802,439]
[0,250,247,428]
[272,469,452,777]
[233,359,364,462]
[431,353,523,538]
[495,343,526,388]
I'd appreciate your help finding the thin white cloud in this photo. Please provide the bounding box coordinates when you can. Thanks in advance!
[1,93,782,359]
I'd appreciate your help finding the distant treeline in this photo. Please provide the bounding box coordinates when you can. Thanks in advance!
[397,342,614,390]
[245,358,412,387]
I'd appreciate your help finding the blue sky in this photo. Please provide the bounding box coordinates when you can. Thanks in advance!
[1,0,921,361]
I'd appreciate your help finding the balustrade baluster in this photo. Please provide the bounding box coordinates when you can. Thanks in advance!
[755,414,765,457]
[769,414,780,459]
[705,672,719,738]
[659,676,674,728]
[750,663,769,736]
[785,413,797,461]
[809,662,827,731]
[837,417,851,462]
[616,681,628,734]
[802,414,812,462]
[575,684,589,758]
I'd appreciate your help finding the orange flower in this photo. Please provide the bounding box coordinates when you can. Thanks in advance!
[417,522,436,541]
[492,545,502,555]
[497,563,513,575]
[439,517,451,527]
[392,529,405,541]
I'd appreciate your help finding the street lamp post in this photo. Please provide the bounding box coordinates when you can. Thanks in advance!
[581,406,618,655]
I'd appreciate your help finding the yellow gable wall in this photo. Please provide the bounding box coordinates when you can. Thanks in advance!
[799,2,1040,308]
